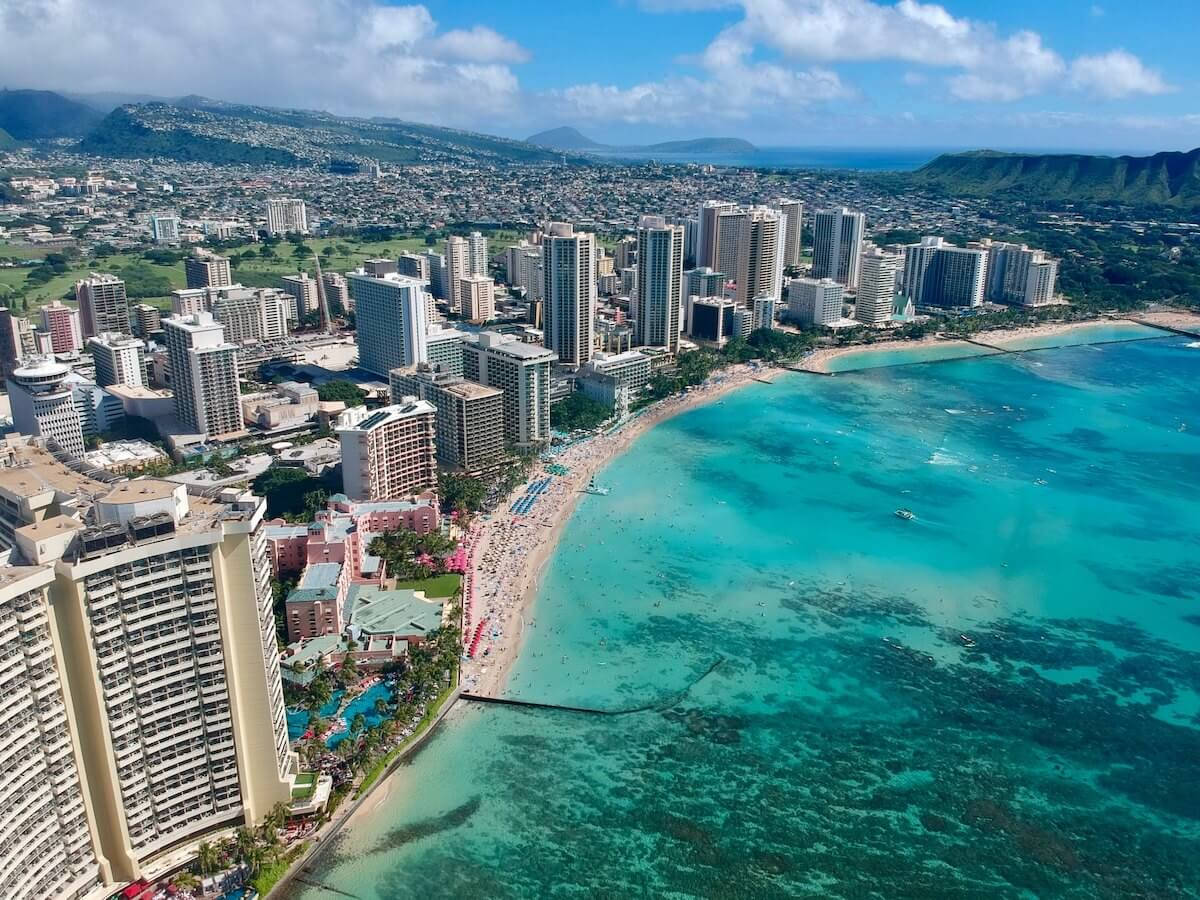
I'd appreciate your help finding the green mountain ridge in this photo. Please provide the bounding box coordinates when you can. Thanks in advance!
[0,88,103,139]
[914,148,1200,208]
[526,126,756,155]
[78,97,570,168]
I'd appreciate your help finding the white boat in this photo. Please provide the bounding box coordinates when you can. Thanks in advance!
[894,508,916,521]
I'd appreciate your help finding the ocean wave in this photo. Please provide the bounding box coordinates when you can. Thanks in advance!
[1187,341,1200,349]
[944,408,966,416]
[927,449,961,466]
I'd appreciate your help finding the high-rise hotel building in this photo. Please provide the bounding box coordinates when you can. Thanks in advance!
[265,198,308,235]
[542,223,596,368]
[633,216,684,354]
[462,331,553,448]
[163,313,244,440]
[75,274,131,338]
[349,270,429,377]
[0,438,297,899]
[336,401,437,501]
[811,208,865,289]
[855,247,902,326]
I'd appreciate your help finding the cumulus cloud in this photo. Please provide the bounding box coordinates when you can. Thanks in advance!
[0,0,529,124]
[672,0,1169,103]
[1068,50,1174,99]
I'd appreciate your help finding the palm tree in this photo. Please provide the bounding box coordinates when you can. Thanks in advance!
[234,825,257,867]
[351,712,366,734]
[196,840,220,876]
[265,801,291,834]
[173,872,200,891]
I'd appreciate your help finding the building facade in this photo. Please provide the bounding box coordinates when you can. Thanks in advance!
[75,274,130,338]
[633,216,684,354]
[349,271,429,377]
[542,222,596,368]
[462,331,553,448]
[87,333,145,388]
[336,401,438,501]
[41,301,83,353]
[855,248,902,325]
[7,358,85,455]
[788,277,845,327]
[390,366,505,475]
[184,254,233,290]
[163,313,244,440]
[265,198,308,235]
[811,208,865,289]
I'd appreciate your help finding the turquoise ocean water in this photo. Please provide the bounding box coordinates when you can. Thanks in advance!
[290,331,1200,899]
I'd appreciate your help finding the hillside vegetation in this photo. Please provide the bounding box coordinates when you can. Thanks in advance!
[913,148,1200,208]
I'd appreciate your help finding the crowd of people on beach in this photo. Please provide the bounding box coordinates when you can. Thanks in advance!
[458,364,765,695]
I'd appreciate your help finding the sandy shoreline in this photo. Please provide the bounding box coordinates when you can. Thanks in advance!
[460,362,772,698]
[800,316,1177,373]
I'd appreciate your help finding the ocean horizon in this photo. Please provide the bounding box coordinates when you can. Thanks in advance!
[290,328,1200,899]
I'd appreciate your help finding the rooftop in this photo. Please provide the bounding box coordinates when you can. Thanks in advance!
[346,584,444,637]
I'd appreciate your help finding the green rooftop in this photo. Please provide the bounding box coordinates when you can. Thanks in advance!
[347,585,445,638]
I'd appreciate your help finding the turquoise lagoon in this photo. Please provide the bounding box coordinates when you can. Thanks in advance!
[291,334,1200,899]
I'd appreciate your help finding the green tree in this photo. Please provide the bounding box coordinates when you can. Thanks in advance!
[315,379,366,406]
[196,841,221,876]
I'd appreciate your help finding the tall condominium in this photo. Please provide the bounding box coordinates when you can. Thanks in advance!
[0,562,102,899]
[903,239,986,308]
[163,312,244,440]
[633,215,684,354]
[772,198,805,268]
[397,252,430,282]
[87,332,145,388]
[0,441,297,894]
[542,222,596,368]
[211,286,290,342]
[686,267,726,300]
[855,248,902,325]
[7,358,85,455]
[40,300,83,353]
[445,235,468,312]
[336,400,437,501]
[462,331,554,448]
[265,198,308,235]
[171,287,209,317]
[715,208,746,284]
[979,240,1059,307]
[811,208,866,289]
[364,258,397,278]
[426,327,465,376]
[467,231,488,277]
[149,214,180,244]
[321,271,351,313]
[697,200,735,269]
[280,272,319,321]
[505,242,543,301]
[184,254,233,289]
[687,295,739,346]
[459,274,495,324]
[421,251,447,300]
[390,366,505,475]
[788,277,845,327]
[0,308,26,383]
[349,270,429,377]
[751,294,777,331]
[75,273,130,337]
[732,206,784,307]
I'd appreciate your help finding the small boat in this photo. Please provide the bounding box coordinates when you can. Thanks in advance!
[894,508,916,521]
[958,633,976,647]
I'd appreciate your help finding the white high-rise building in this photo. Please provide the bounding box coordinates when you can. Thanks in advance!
[697,200,735,270]
[349,271,429,376]
[467,231,488,277]
[633,215,684,354]
[811,208,866,289]
[7,358,85,455]
[901,236,945,305]
[855,248,902,325]
[542,222,596,368]
[772,198,804,268]
[87,332,145,387]
[265,198,308,235]
[715,209,746,286]
[445,235,469,312]
[280,273,319,322]
[163,312,244,440]
[462,331,554,448]
[979,240,1060,307]
[422,251,448,301]
[733,206,784,307]
[211,286,290,343]
[788,277,845,327]
[185,254,233,289]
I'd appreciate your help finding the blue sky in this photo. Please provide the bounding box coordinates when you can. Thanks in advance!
[2,0,1196,152]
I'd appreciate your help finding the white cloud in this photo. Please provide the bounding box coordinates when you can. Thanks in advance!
[677,0,1168,103]
[0,0,529,125]
[1068,50,1174,99]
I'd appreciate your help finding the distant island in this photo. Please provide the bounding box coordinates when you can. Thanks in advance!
[526,126,756,156]
[914,147,1200,208]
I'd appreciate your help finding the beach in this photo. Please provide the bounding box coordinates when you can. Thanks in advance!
[800,316,1179,373]
[459,362,772,698]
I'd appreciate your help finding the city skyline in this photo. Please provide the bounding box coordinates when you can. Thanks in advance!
[0,1,1194,152]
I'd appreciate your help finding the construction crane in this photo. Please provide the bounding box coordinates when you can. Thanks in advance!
[311,253,333,334]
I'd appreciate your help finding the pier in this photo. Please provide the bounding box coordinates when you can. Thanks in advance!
[779,364,833,376]
[961,337,1012,354]
[1123,317,1200,339]
[291,876,361,898]
[460,693,614,715]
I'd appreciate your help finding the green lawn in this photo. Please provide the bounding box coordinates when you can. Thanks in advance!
[392,573,462,599]
[291,772,317,800]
